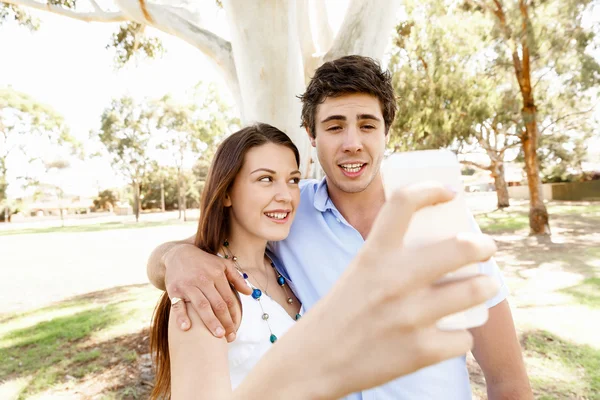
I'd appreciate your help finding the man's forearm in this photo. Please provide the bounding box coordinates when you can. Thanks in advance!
[147,238,194,291]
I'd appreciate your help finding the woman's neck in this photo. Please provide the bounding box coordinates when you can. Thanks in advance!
[225,229,268,273]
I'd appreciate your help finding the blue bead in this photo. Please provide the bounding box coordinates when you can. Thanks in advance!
[277,276,285,286]
[270,334,277,343]
[243,273,248,279]
[295,314,301,320]
[252,289,262,299]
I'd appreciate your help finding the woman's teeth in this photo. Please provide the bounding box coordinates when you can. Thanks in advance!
[265,212,288,220]
[341,163,364,173]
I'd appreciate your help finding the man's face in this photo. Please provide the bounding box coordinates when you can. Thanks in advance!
[309,93,387,194]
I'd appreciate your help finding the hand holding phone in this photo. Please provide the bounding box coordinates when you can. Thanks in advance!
[381,149,489,329]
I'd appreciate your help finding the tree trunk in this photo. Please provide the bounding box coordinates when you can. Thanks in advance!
[133,180,140,222]
[491,162,510,209]
[223,0,311,175]
[522,117,550,234]
[160,181,166,212]
[182,180,187,222]
[177,169,182,220]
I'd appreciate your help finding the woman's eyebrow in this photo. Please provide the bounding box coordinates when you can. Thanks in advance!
[250,168,276,174]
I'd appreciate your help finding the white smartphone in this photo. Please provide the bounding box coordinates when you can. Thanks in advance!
[381,149,489,330]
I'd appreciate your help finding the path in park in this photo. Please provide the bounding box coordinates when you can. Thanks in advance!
[0,223,196,314]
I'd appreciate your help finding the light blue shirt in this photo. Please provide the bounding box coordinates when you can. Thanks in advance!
[270,179,509,400]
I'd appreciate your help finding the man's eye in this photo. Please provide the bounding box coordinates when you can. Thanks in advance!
[362,125,376,130]
[259,176,273,182]
[327,126,342,132]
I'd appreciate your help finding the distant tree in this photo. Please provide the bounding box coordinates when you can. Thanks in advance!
[98,96,154,222]
[0,88,78,222]
[93,189,118,212]
[463,0,600,234]
[153,84,235,220]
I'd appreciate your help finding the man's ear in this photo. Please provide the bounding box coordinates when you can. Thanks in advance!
[224,193,232,207]
[305,126,316,147]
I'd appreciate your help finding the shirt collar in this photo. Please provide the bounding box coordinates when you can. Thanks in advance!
[313,177,335,212]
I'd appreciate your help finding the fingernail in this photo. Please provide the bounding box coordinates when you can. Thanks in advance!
[227,332,236,342]
[181,321,189,330]
[215,327,225,337]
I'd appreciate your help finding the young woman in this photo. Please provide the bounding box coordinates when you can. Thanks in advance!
[151,123,304,398]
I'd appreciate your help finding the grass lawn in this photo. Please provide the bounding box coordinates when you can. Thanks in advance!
[0,219,196,237]
[0,285,162,399]
[469,201,600,400]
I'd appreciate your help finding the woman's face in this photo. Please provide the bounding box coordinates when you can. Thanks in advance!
[226,143,301,242]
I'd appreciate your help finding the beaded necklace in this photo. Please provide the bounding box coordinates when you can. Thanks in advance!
[222,239,300,344]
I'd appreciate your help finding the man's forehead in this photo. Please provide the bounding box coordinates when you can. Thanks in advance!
[316,93,383,118]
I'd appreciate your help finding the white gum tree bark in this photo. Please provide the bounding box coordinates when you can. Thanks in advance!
[3,0,402,175]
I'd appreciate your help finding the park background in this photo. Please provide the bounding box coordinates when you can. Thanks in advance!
[0,0,599,399]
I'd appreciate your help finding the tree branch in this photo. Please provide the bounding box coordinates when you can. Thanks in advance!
[113,0,241,112]
[310,0,333,53]
[324,0,401,62]
[460,160,492,171]
[296,0,320,83]
[539,104,598,135]
[3,0,127,22]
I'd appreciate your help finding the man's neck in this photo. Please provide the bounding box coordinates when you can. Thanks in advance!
[326,174,386,239]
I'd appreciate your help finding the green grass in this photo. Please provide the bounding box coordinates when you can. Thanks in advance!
[474,202,600,233]
[525,330,600,399]
[561,278,600,308]
[0,219,196,236]
[0,284,160,399]
[475,212,529,232]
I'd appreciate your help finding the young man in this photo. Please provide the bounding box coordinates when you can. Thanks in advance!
[148,56,532,399]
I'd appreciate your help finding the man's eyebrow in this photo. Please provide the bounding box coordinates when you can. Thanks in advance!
[357,114,381,121]
[251,168,276,174]
[320,115,347,124]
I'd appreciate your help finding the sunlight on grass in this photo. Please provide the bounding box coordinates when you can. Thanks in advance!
[0,284,160,399]
[561,278,600,308]
[524,330,600,399]
[0,219,196,237]
[475,212,529,232]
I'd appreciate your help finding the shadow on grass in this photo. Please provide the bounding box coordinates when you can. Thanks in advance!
[523,330,600,399]
[0,284,157,399]
[476,206,600,281]
[0,219,196,237]
[0,283,149,325]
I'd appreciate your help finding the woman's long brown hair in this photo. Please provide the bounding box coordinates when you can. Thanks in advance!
[150,123,300,399]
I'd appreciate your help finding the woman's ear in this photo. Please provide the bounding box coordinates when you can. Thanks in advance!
[224,193,232,207]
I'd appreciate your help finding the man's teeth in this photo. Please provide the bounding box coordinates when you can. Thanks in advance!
[265,212,288,220]
[340,163,364,173]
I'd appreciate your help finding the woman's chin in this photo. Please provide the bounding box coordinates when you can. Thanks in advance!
[261,227,292,243]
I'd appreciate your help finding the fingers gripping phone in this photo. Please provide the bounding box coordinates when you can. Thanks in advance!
[381,149,489,330]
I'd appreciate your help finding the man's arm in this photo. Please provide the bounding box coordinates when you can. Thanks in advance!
[471,300,533,400]
[147,235,251,340]
[147,236,194,291]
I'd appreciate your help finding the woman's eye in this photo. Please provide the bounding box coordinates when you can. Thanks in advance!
[259,176,273,182]
[289,177,300,184]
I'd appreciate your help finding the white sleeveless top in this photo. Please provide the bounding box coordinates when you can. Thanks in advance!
[227,277,303,389]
